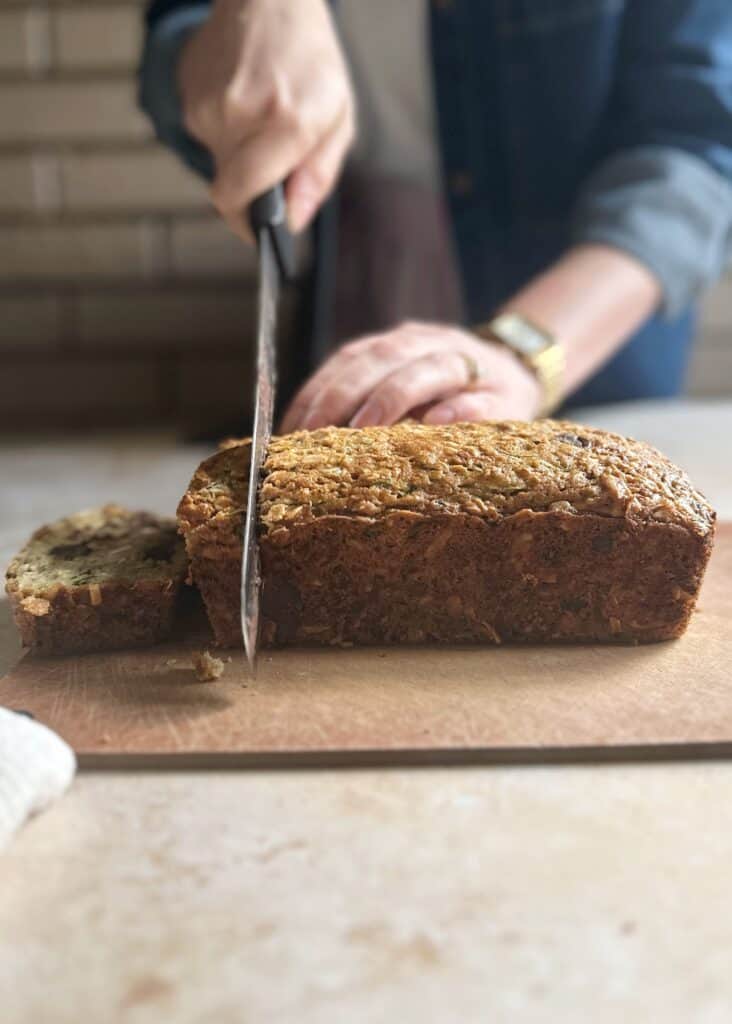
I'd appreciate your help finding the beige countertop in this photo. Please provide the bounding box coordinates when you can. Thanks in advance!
[2,400,732,1023]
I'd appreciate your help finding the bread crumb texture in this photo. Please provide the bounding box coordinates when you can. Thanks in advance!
[5,505,188,655]
[177,421,716,648]
[20,596,51,617]
[179,420,715,539]
[192,650,225,682]
[7,504,186,597]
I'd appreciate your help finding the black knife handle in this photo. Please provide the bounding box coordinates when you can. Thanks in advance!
[248,184,296,283]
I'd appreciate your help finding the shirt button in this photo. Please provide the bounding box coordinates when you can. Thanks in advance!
[449,171,473,197]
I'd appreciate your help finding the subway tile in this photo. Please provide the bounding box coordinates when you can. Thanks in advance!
[176,354,255,413]
[76,287,256,348]
[139,219,170,277]
[173,354,260,437]
[696,326,732,354]
[701,275,732,333]
[0,9,51,73]
[174,294,300,423]
[0,357,161,425]
[31,154,65,211]
[0,10,30,72]
[170,216,257,276]
[0,155,62,213]
[0,222,161,280]
[688,343,732,397]
[54,5,142,70]
[0,156,35,212]
[0,81,150,143]
[61,149,207,211]
[0,294,62,349]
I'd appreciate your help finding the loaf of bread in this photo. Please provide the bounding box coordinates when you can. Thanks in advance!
[177,420,715,648]
[6,505,187,655]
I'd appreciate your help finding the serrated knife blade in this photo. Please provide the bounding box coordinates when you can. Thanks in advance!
[240,230,278,674]
[240,186,295,675]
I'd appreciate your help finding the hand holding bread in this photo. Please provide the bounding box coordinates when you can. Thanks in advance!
[280,321,543,432]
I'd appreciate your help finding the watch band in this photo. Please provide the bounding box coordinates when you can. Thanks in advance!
[473,312,565,418]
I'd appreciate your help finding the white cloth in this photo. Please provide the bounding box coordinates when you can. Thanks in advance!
[0,706,76,851]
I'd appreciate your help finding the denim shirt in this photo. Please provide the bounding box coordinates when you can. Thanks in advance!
[140,0,732,404]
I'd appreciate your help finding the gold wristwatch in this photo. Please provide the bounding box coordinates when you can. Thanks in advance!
[473,312,565,418]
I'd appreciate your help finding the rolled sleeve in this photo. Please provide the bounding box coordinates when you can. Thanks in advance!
[571,0,732,317]
[138,3,214,179]
[572,144,732,318]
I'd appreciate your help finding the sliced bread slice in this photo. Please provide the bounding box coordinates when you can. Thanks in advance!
[6,504,187,656]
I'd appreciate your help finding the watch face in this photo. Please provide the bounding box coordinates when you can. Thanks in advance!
[503,329,548,358]
[498,316,550,356]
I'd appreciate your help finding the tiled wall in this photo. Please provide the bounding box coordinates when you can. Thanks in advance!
[0,0,281,437]
[692,278,732,397]
[0,0,730,436]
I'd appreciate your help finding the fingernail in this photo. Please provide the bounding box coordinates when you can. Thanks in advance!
[424,405,454,425]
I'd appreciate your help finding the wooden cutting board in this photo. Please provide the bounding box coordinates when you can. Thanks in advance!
[2,525,730,769]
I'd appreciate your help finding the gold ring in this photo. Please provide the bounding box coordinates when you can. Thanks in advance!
[458,353,480,386]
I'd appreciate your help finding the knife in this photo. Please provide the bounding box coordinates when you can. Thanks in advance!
[241,185,295,673]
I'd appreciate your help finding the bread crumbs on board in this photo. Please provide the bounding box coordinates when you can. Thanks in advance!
[192,650,225,682]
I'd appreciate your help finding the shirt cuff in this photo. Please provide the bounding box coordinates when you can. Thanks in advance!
[138,4,214,180]
[572,145,732,318]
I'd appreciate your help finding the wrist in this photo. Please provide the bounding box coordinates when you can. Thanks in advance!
[473,313,566,417]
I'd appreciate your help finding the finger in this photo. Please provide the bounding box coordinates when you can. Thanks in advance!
[297,328,465,430]
[280,334,396,432]
[210,121,313,240]
[349,351,475,428]
[282,340,411,432]
[286,108,354,232]
[422,389,502,425]
[280,350,358,432]
[281,325,447,433]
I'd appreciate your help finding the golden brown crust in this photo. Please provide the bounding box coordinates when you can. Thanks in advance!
[180,422,715,536]
[6,505,187,656]
[177,421,716,648]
